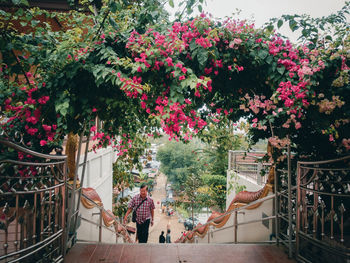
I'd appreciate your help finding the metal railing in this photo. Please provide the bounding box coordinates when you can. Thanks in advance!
[0,137,67,263]
[76,191,133,244]
[228,150,271,185]
[182,194,276,244]
[296,155,350,263]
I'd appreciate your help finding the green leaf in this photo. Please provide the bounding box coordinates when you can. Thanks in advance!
[55,99,70,117]
[31,20,40,27]
[277,19,283,29]
[198,4,202,13]
[197,48,208,69]
[266,56,273,65]
[258,50,268,60]
[277,66,285,75]
[20,0,29,6]
[109,1,117,13]
[189,40,197,51]
[325,35,332,41]
[266,24,274,32]
[109,16,118,30]
[12,0,21,5]
[169,0,174,8]
[289,20,297,31]
[15,8,24,16]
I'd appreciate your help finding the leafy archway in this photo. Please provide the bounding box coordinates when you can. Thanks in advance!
[1,0,349,168]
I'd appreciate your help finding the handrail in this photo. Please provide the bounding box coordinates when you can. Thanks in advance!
[189,194,275,234]
[0,138,67,160]
[229,150,267,154]
[0,230,63,261]
[212,215,276,234]
[297,155,350,165]
[79,216,124,237]
[79,191,133,242]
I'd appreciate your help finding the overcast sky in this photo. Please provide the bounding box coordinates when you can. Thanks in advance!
[203,0,347,26]
[166,0,348,42]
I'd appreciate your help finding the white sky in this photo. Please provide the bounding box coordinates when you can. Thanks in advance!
[202,0,347,26]
[166,0,348,42]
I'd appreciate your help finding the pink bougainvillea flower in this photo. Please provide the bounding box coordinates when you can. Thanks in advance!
[27,128,38,136]
[42,125,51,132]
[38,96,49,104]
[90,126,97,132]
[184,99,192,104]
[40,140,47,146]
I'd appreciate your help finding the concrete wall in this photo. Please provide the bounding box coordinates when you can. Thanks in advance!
[195,170,273,244]
[196,196,273,244]
[76,147,118,243]
[78,147,115,211]
[226,170,262,210]
[77,205,117,243]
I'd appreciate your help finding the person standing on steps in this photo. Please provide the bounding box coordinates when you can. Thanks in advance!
[166,229,171,243]
[159,231,165,243]
[124,183,155,243]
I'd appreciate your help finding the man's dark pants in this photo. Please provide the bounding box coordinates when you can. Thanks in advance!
[136,219,150,243]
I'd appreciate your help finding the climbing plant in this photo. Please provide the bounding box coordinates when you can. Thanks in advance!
[1,0,349,170]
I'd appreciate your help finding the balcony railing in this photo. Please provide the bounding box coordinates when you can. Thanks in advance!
[0,137,67,262]
[296,155,350,263]
[228,150,271,185]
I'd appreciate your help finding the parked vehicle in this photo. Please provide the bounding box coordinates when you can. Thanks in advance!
[184,217,199,230]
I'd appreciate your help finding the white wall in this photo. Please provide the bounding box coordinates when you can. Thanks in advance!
[76,147,119,243]
[193,170,274,244]
[78,147,115,211]
[226,170,262,211]
[77,205,117,243]
[197,196,273,243]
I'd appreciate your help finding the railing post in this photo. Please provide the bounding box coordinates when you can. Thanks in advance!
[287,142,293,258]
[257,162,262,185]
[275,166,279,246]
[99,210,102,242]
[208,226,210,243]
[234,210,238,244]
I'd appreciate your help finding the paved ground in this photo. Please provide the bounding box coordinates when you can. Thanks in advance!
[65,243,296,263]
[127,173,185,243]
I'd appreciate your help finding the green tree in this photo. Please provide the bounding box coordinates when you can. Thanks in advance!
[156,139,204,191]
[201,174,227,211]
[199,118,243,177]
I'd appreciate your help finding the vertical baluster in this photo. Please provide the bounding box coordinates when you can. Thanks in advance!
[313,178,318,239]
[3,203,9,255]
[330,196,334,240]
[54,189,59,233]
[339,203,344,243]
[40,192,45,241]
[23,200,30,248]
[303,197,308,234]
[33,193,37,242]
[48,190,52,235]
[320,200,325,240]
[14,195,19,251]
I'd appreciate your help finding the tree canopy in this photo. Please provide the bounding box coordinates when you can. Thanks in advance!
[1,0,349,168]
